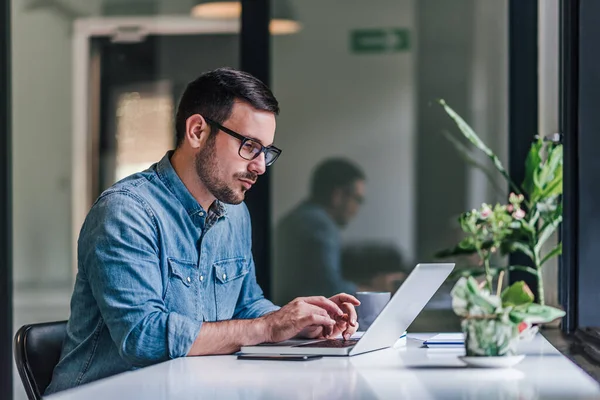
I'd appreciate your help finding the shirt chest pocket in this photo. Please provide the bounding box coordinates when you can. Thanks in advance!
[164,258,200,319]
[214,257,249,320]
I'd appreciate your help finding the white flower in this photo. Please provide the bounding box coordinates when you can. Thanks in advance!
[480,206,492,219]
[513,209,526,220]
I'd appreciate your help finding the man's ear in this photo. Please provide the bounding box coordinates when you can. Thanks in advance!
[184,114,210,149]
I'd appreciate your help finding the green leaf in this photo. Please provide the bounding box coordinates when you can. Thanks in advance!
[536,201,558,214]
[449,268,486,280]
[501,281,534,307]
[541,145,563,186]
[437,99,522,196]
[540,243,562,267]
[530,144,563,204]
[535,215,563,256]
[529,209,541,227]
[508,312,527,325]
[533,167,543,193]
[507,265,538,276]
[434,237,479,258]
[501,240,534,260]
[465,276,481,294]
[523,138,543,195]
[509,303,566,324]
[537,170,563,200]
[435,247,477,258]
[538,199,562,223]
[463,276,500,314]
[441,131,507,195]
[449,266,510,280]
[516,219,537,237]
[459,213,472,233]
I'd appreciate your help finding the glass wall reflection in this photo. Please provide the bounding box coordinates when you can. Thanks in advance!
[270,0,509,331]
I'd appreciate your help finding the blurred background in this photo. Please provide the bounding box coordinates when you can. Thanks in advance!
[10,0,559,398]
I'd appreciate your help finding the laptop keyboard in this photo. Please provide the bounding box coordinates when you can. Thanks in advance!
[294,339,359,348]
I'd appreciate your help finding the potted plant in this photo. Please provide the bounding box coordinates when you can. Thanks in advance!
[446,195,526,294]
[452,275,565,361]
[436,100,563,306]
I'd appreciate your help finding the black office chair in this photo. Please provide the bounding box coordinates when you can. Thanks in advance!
[14,321,67,400]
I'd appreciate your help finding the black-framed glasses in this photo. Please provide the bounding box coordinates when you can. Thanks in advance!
[204,117,282,167]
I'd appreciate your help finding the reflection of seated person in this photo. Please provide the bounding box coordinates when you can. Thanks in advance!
[341,244,408,293]
[273,158,366,305]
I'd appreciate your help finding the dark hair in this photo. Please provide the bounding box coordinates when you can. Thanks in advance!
[175,67,280,147]
[310,158,365,204]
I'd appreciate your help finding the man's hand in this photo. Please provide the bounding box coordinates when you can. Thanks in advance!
[260,296,348,343]
[188,294,362,355]
[298,293,361,341]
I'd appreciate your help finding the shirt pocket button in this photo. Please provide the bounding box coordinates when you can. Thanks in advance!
[167,258,197,288]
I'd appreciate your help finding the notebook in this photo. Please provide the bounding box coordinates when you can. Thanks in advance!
[423,333,464,347]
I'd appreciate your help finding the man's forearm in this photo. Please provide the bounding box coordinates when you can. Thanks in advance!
[187,318,267,356]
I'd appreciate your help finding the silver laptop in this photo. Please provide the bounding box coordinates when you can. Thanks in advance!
[240,263,454,356]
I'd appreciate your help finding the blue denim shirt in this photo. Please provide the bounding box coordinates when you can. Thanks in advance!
[46,152,279,394]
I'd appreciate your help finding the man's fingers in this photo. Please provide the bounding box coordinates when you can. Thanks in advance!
[340,303,358,340]
[294,298,354,338]
[299,303,336,322]
[326,326,344,339]
[324,324,334,338]
[341,302,358,327]
[330,293,361,306]
[342,321,359,340]
[303,303,334,319]
[308,314,336,328]
[303,296,344,317]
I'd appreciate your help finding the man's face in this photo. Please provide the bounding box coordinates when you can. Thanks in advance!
[331,180,365,227]
[195,101,276,205]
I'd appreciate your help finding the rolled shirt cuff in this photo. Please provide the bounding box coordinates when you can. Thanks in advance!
[167,312,203,359]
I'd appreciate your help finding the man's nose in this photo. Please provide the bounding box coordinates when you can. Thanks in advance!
[248,152,266,175]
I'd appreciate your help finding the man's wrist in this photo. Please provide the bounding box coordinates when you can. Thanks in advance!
[250,316,270,344]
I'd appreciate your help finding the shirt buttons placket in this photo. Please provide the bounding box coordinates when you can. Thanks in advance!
[222,274,227,280]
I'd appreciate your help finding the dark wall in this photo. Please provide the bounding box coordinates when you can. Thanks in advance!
[576,0,600,327]
[241,0,272,299]
[507,0,539,293]
[559,0,578,333]
[1,0,13,396]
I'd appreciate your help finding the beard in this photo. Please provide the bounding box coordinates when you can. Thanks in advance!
[194,135,258,205]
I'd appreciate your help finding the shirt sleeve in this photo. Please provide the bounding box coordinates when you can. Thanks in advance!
[233,256,280,319]
[81,191,202,367]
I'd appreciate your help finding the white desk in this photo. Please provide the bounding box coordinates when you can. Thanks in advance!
[47,334,600,400]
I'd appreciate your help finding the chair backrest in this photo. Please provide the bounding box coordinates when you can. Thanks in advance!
[14,321,67,400]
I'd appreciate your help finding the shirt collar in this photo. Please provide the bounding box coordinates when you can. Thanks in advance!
[156,151,227,219]
[208,198,226,219]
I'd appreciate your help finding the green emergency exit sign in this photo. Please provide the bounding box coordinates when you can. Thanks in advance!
[350,28,410,54]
